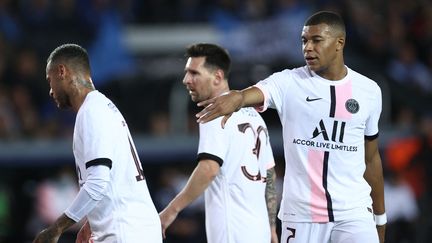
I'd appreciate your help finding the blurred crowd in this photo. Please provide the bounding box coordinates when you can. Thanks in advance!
[0,0,431,242]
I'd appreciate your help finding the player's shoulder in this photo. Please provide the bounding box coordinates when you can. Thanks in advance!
[348,67,381,90]
[200,108,266,131]
[237,107,262,119]
[260,66,308,88]
[291,66,313,78]
[199,115,224,130]
[234,107,267,126]
[269,66,308,78]
[348,68,379,87]
[78,91,117,119]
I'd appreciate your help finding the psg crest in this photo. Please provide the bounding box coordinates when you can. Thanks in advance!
[345,99,359,114]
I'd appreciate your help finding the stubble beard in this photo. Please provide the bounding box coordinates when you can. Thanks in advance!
[56,92,72,110]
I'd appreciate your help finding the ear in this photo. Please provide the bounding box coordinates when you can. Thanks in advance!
[57,64,68,79]
[213,69,225,85]
[336,37,345,51]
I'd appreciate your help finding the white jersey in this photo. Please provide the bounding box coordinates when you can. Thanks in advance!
[73,91,162,242]
[198,107,275,243]
[256,66,382,223]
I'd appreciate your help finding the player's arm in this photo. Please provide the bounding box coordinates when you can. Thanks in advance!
[33,162,110,243]
[33,213,75,243]
[196,86,264,125]
[265,167,279,243]
[159,159,220,238]
[364,137,386,243]
[76,219,91,243]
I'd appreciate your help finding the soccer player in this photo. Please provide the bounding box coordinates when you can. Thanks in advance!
[159,43,279,243]
[196,11,386,243]
[33,44,162,243]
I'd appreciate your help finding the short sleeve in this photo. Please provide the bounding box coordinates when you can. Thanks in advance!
[365,84,382,138]
[80,107,117,162]
[197,117,229,165]
[259,128,276,170]
[254,70,290,113]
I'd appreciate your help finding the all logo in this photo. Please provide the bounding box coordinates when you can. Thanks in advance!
[312,120,346,143]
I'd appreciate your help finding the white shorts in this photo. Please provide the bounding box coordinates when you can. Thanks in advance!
[92,223,163,243]
[281,215,378,243]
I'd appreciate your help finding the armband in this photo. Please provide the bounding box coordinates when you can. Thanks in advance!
[374,213,387,226]
[65,189,99,222]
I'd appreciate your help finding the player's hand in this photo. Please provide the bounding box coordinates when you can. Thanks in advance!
[33,227,61,243]
[377,224,386,243]
[76,221,93,243]
[271,225,279,243]
[196,90,243,127]
[159,207,179,239]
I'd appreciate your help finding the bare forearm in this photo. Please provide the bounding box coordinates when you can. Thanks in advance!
[364,139,386,243]
[52,213,76,233]
[167,160,219,213]
[196,86,265,124]
[265,167,278,228]
[364,158,385,214]
[33,214,76,243]
[364,139,385,214]
[240,86,265,108]
[168,182,208,213]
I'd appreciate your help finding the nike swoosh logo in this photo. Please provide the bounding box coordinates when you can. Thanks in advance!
[306,96,322,102]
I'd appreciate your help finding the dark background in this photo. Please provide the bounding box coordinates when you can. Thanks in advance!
[0,0,431,242]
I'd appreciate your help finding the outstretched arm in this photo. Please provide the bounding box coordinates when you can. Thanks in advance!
[265,167,279,243]
[364,138,386,243]
[196,86,265,126]
[159,160,220,238]
[33,213,76,243]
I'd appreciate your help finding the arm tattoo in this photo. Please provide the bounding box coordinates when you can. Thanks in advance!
[33,214,76,243]
[54,213,76,231]
[265,167,278,227]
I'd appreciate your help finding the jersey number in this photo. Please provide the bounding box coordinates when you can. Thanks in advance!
[237,123,268,182]
[128,137,145,181]
[286,227,296,243]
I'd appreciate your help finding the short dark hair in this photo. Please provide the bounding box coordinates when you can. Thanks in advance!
[305,11,346,37]
[47,44,91,73]
[185,43,231,78]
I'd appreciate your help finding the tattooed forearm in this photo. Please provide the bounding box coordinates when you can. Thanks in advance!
[33,227,61,243]
[265,167,278,227]
[33,214,76,243]
[53,213,76,232]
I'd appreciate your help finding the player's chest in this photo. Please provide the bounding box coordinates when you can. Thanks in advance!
[284,81,370,125]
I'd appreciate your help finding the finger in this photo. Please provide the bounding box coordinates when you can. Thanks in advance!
[197,97,215,107]
[197,110,220,124]
[196,103,215,119]
[221,114,232,128]
[162,228,166,239]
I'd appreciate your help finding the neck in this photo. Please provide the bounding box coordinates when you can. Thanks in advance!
[71,88,94,113]
[316,62,347,81]
[212,84,230,98]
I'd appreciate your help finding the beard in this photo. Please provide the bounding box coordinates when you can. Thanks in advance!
[54,90,72,109]
[190,94,199,103]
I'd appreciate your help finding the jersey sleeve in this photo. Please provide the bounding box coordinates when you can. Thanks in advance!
[65,165,110,222]
[365,84,382,138]
[254,70,290,112]
[79,106,117,163]
[197,117,229,166]
[260,130,276,170]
